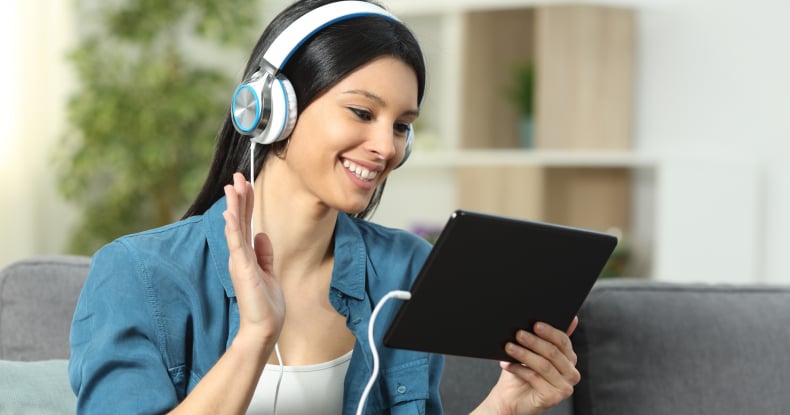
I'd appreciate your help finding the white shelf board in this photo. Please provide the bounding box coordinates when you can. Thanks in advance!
[389,0,581,16]
[404,149,657,169]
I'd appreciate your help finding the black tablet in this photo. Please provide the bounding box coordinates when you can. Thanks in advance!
[383,209,618,362]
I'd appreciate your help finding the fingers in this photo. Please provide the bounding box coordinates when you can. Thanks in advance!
[525,322,578,367]
[567,316,579,336]
[224,173,255,265]
[228,172,252,245]
[503,322,581,399]
[499,360,572,408]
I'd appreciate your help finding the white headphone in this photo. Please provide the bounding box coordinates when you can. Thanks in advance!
[230,1,415,167]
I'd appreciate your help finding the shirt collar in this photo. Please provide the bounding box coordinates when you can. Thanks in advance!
[204,196,234,297]
[331,212,369,301]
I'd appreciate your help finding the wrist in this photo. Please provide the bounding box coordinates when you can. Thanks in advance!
[471,395,504,415]
[472,390,544,415]
[230,327,278,364]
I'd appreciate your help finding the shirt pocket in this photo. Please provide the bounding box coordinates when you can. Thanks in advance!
[379,357,430,414]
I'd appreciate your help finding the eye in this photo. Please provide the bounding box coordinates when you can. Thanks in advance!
[349,107,372,121]
[394,123,411,136]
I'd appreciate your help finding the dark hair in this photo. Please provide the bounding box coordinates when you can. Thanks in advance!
[183,0,426,219]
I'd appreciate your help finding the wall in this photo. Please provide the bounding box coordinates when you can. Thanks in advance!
[0,1,77,269]
[630,0,790,283]
[2,0,788,284]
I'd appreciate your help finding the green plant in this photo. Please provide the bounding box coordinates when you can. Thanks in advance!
[504,60,535,118]
[54,0,258,255]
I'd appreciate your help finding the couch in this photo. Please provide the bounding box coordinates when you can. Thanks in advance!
[0,255,88,414]
[3,255,790,414]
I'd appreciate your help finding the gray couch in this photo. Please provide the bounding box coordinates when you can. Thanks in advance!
[2,255,790,414]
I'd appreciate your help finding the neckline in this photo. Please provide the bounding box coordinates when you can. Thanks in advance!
[263,350,353,373]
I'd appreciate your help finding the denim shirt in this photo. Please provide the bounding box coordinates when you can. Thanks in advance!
[68,197,444,414]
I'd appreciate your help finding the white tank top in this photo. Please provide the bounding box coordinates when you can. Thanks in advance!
[246,350,353,415]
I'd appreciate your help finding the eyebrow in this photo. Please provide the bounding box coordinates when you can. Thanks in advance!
[342,89,420,118]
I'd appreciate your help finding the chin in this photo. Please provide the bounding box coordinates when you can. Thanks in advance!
[341,204,369,216]
[336,197,374,217]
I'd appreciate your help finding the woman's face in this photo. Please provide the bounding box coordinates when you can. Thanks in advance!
[278,56,419,214]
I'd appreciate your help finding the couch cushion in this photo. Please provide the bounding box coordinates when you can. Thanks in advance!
[573,279,790,415]
[0,359,76,414]
[0,255,91,360]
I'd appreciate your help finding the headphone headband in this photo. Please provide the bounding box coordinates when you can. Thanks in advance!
[262,1,398,71]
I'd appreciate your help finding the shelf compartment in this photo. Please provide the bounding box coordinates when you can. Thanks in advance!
[455,166,632,235]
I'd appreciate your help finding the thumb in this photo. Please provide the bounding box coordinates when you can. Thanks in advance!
[253,232,275,277]
[567,315,580,336]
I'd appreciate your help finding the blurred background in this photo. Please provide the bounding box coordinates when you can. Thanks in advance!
[1,0,788,284]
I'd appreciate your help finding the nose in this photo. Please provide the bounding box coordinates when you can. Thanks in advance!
[365,124,399,162]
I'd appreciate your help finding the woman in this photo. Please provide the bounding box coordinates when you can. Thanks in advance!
[68,0,580,414]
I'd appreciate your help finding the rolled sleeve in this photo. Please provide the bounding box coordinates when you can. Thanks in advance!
[69,241,181,414]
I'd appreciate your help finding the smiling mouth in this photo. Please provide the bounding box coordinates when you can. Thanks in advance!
[343,159,380,181]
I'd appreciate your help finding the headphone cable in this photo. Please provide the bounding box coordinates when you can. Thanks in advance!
[355,290,411,415]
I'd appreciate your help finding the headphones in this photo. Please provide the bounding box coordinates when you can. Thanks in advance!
[230,0,415,168]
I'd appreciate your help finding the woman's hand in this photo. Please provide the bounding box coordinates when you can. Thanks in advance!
[474,317,581,415]
[223,172,285,350]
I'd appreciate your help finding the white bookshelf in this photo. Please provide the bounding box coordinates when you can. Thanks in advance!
[374,1,654,278]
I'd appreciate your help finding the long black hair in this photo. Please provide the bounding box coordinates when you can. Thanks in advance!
[183,0,426,219]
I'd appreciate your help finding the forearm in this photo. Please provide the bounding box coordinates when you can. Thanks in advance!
[168,334,274,415]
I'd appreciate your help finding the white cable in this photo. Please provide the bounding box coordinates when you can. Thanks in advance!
[355,290,412,415]
[272,343,284,415]
[249,140,256,247]
[249,140,285,415]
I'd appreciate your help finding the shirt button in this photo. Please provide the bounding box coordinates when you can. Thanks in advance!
[396,385,407,394]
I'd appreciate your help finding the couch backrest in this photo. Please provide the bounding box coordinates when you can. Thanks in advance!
[0,255,91,360]
[572,278,790,415]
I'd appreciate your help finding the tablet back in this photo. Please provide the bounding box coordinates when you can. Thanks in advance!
[383,210,618,362]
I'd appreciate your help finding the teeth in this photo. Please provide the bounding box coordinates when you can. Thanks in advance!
[343,160,378,181]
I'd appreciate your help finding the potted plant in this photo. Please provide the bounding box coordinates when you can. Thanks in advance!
[503,60,535,148]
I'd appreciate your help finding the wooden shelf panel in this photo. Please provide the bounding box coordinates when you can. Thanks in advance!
[454,166,632,234]
[543,167,632,234]
[536,6,635,149]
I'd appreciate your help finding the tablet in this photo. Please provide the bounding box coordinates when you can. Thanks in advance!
[383,210,618,362]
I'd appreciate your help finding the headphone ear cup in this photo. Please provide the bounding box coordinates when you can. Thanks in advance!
[394,127,414,169]
[231,72,267,135]
[254,74,298,145]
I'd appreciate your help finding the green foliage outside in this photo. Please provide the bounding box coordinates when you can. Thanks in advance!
[55,0,259,255]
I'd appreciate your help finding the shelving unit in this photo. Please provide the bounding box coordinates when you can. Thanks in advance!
[377,1,651,276]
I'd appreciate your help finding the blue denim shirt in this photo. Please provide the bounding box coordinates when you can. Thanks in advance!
[69,197,444,414]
